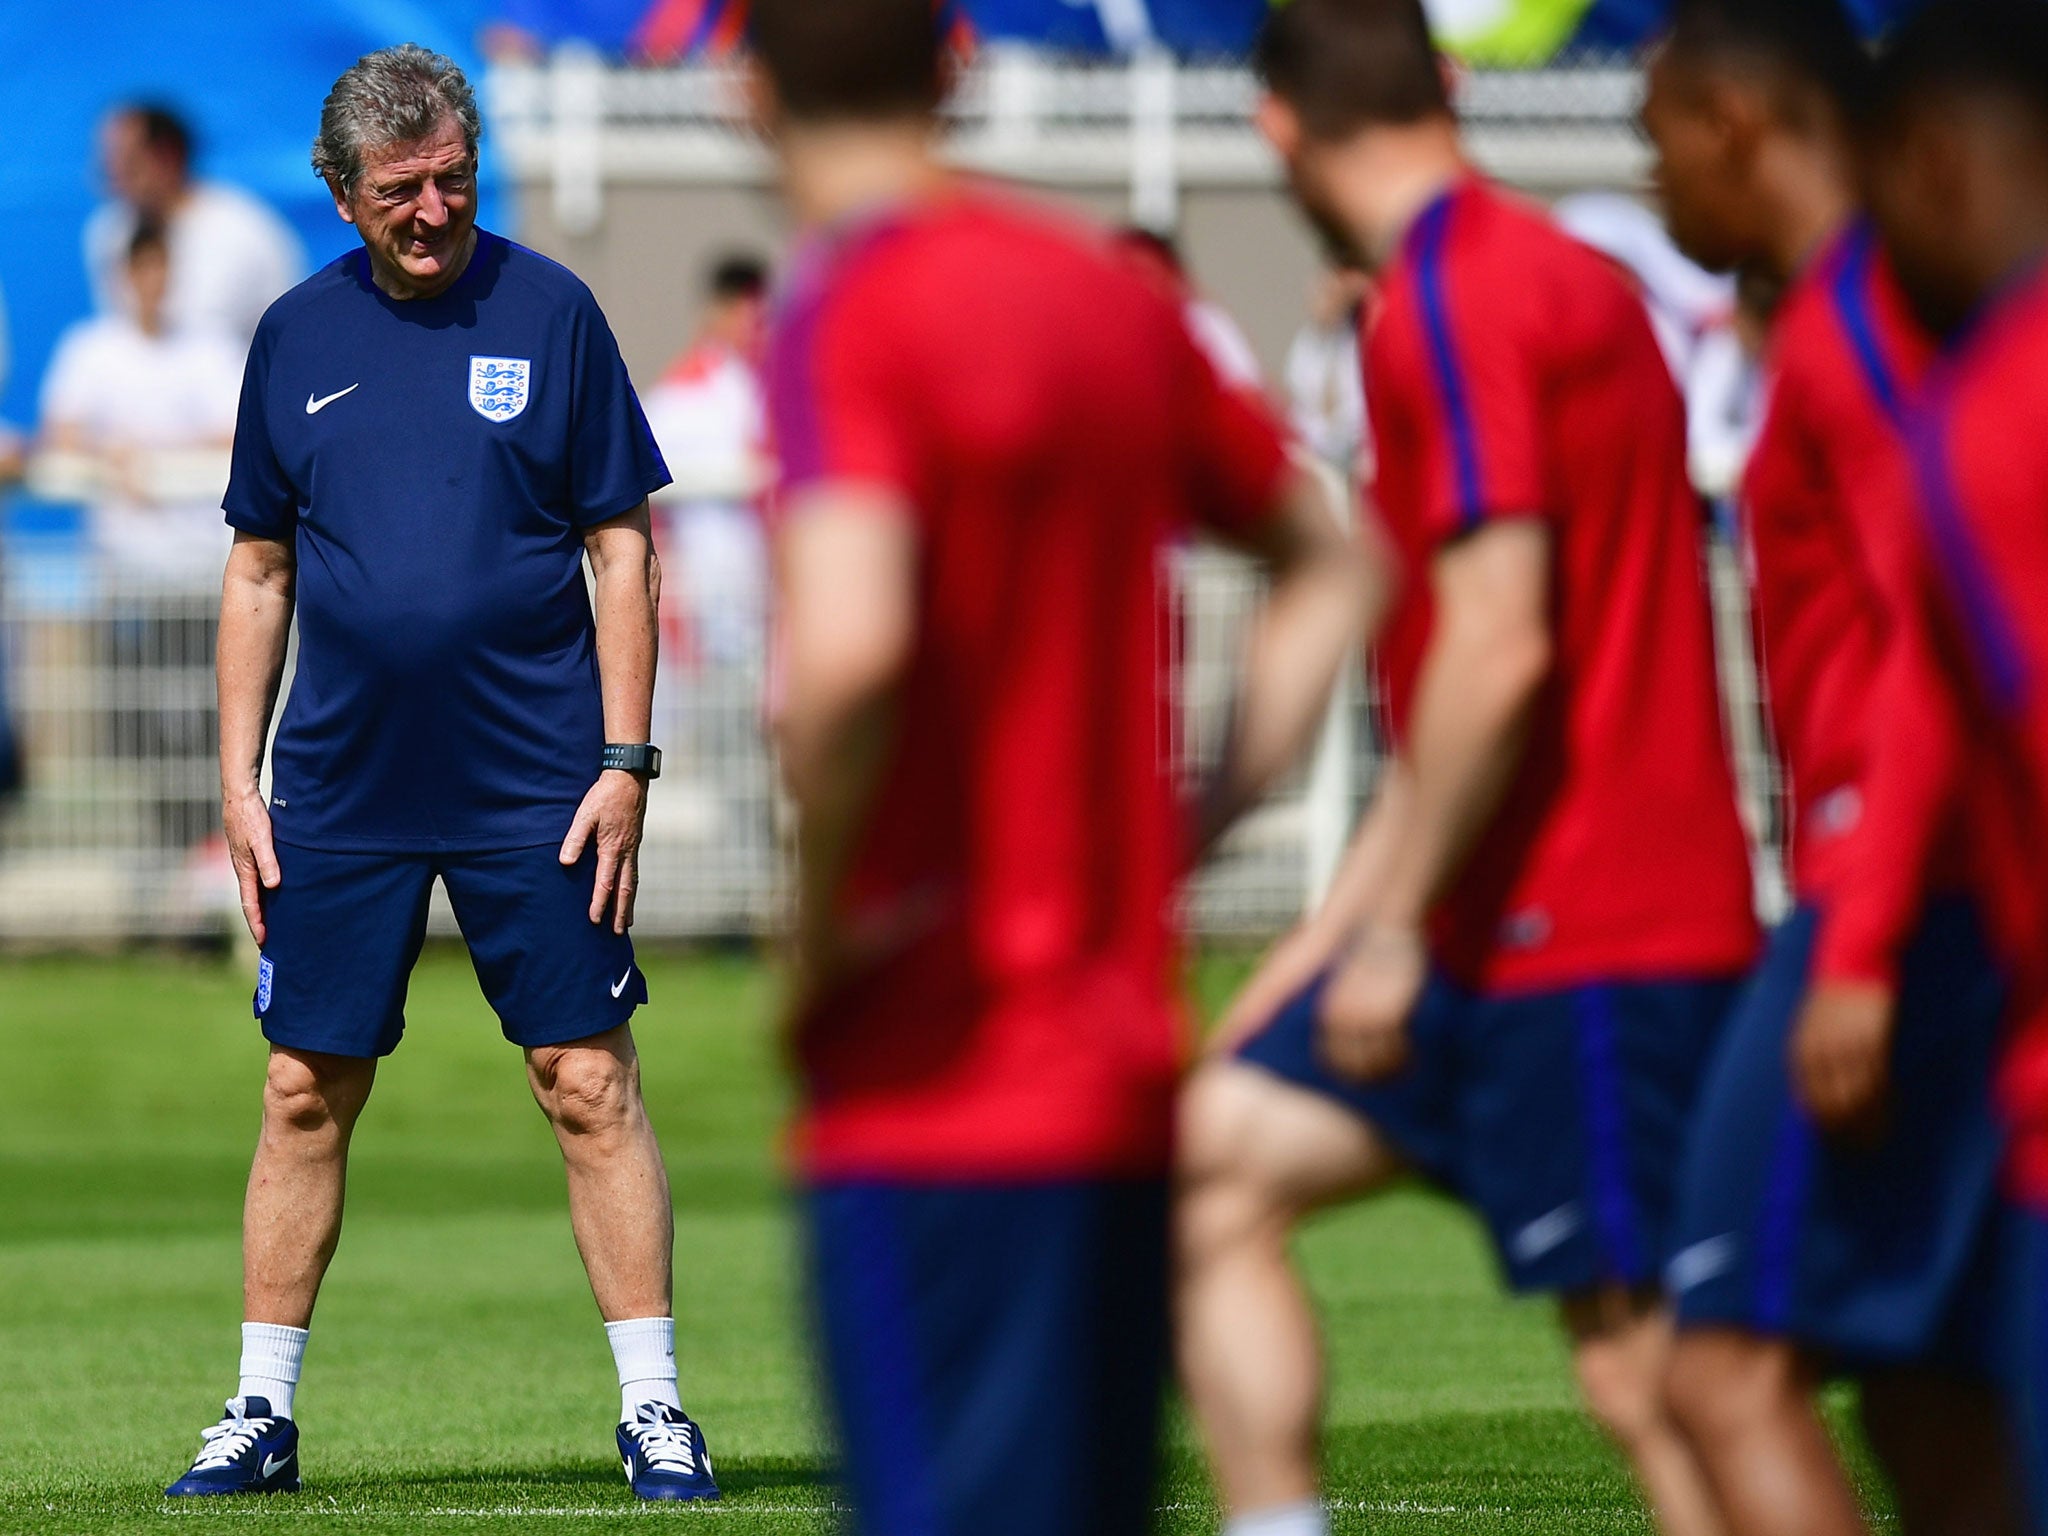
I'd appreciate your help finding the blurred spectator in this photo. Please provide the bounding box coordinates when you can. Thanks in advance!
[641,253,771,667]
[38,221,240,853]
[1285,267,1370,475]
[40,220,242,592]
[1116,226,1265,391]
[83,103,304,350]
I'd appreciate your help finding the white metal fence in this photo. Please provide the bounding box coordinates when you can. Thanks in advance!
[0,526,1780,947]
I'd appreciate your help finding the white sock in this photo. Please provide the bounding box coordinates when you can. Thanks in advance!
[1223,1500,1328,1536]
[606,1317,682,1420]
[237,1322,308,1420]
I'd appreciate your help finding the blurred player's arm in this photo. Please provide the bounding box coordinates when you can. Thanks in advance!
[218,531,297,946]
[561,502,661,935]
[1321,518,1554,1081]
[771,487,919,1011]
[1797,550,1966,1136]
[1192,455,1388,855]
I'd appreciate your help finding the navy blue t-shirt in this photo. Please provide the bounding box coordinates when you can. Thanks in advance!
[225,231,670,852]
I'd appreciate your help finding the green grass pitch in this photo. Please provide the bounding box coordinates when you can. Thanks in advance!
[0,949,1887,1534]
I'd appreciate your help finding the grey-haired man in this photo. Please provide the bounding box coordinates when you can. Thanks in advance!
[166,45,718,1502]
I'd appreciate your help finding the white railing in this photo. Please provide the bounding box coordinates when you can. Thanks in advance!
[486,52,1649,235]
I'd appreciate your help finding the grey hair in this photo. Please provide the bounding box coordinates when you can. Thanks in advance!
[311,44,481,198]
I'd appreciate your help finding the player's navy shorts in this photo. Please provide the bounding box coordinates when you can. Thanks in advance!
[1669,898,2007,1375]
[805,1179,1168,1536]
[253,841,648,1057]
[2007,1208,2048,1534]
[1235,968,1740,1294]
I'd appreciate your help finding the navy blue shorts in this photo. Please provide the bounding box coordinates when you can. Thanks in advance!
[805,1179,1168,1536]
[1236,969,1739,1294]
[1669,899,2007,1375]
[2008,1209,2048,1534]
[254,841,648,1057]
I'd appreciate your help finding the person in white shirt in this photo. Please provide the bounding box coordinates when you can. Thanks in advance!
[1284,267,1371,476]
[42,222,244,593]
[83,104,304,351]
[640,255,772,669]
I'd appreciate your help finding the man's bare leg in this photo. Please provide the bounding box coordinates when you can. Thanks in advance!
[525,1023,673,1321]
[1862,1369,2025,1536]
[1562,1292,1726,1536]
[1664,1328,1864,1536]
[1175,1059,1404,1523]
[244,1045,379,1327]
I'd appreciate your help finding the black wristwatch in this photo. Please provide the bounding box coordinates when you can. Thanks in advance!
[602,743,663,780]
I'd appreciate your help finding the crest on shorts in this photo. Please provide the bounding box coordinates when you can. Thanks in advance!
[256,956,275,1014]
[469,356,531,422]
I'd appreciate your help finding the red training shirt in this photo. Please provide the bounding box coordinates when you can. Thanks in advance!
[1812,262,2048,1204]
[765,187,1293,1182]
[1741,222,1941,900]
[1366,178,1758,993]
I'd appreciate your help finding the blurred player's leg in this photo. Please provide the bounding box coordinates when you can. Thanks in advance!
[1562,1291,1725,1536]
[1861,1369,2024,1536]
[1176,1059,1405,1524]
[243,1045,378,1329]
[1664,1329,1860,1536]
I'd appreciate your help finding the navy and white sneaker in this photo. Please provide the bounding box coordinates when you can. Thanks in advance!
[616,1402,720,1501]
[164,1396,300,1497]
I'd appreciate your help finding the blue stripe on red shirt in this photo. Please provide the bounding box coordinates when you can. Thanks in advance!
[1830,223,1910,432]
[1411,191,1486,529]
[1908,398,2030,713]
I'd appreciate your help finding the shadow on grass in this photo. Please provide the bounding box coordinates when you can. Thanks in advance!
[349,1454,837,1503]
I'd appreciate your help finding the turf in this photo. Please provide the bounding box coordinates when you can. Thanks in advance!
[0,949,1888,1534]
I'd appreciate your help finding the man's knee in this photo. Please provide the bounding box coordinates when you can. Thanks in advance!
[262,1047,375,1141]
[1565,1291,1677,1451]
[1176,1061,1395,1268]
[1665,1328,1806,1446]
[531,1038,642,1140]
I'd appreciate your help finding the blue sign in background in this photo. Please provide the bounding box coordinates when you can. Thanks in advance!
[0,2,501,431]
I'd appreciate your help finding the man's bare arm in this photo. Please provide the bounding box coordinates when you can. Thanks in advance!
[1319,517,1553,1081]
[1193,457,1387,856]
[770,488,919,1007]
[563,501,661,933]
[1360,518,1552,931]
[218,531,297,945]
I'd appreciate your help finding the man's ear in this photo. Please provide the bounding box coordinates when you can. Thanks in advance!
[1255,93,1303,162]
[327,178,357,227]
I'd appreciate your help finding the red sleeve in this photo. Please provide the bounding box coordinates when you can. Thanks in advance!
[768,277,923,515]
[1177,316,1292,542]
[1812,467,1965,987]
[1407,205,1546,543]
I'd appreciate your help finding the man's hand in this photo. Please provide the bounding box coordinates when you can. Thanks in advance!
[560,769,649,933]
[1211,919,1348,1055]
[1793,980,1897,1142]
[223,783,282,945]
[1318,924,1427,1083]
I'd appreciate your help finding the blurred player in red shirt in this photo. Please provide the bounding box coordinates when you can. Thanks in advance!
[1176,4,1758,1534]
[1641,3,2020,1532]
[746,2,1380,1530]
[1791,1,2048,1527]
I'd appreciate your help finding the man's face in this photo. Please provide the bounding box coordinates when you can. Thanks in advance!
[1865,114,1978,338]
[336,115,478,297]
[1256,94,1370,272]
[1641,48,1762,273]
[127,244,170,328]
[101,112,181,213]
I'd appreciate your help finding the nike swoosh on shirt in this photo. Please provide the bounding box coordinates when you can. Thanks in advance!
[305,384,360,414]
[611,968,634,999]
